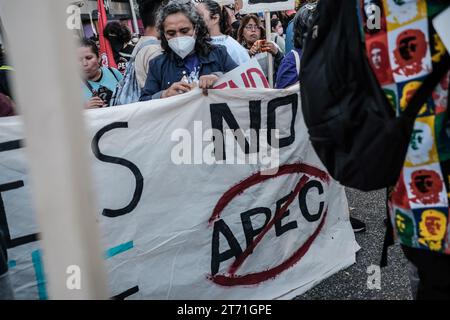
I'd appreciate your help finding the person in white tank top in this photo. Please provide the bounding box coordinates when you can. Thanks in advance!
[195,0,250,66]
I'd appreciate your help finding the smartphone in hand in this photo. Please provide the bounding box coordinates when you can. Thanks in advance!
[96,86,112,107]
[260,40,272,53]
[255,39,266,53]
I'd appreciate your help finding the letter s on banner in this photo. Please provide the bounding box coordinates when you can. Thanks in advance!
[91,122,144,218]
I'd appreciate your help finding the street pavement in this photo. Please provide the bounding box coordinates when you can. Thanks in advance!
[295,188,413,300]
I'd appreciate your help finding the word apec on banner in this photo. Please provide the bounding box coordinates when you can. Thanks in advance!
[241,0,295,14]
[0,87,358,300]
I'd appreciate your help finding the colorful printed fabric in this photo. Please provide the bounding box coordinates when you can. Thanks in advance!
[360,0,450,254]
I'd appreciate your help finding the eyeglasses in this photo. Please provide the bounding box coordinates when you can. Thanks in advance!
[244,24,260,31]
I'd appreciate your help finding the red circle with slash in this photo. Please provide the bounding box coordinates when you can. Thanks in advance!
[208,163,330,286]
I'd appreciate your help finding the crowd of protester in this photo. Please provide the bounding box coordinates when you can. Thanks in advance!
[0,0,309,113]
[1,0,449,300]
[82,0,306,105]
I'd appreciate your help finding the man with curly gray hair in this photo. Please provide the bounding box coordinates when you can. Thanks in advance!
[140,0,238,100]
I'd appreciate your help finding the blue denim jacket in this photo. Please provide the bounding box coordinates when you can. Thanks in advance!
[140,45,238,101]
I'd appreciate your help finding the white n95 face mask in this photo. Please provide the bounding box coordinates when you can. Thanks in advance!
[168,36,196,59]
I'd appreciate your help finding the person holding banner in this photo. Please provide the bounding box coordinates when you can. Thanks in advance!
[237,14,284,83]
[195,0,250,65]
[140,0,238,101]
[78,39,123,108]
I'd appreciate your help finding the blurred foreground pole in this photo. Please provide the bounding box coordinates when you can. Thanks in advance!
[0,0,108,299]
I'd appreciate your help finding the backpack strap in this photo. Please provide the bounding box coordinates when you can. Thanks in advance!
[108,67,120,82]
[131,39,160,61]
[291,49,300,75]
[84,79,96,95]
[403,54,450,119]
[85,67,119,95]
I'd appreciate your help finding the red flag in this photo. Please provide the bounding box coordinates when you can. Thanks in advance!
[97,0,117,68]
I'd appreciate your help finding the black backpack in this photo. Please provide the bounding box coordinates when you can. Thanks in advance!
[300,0,450,191]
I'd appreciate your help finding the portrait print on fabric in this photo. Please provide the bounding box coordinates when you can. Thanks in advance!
[390,171,411,209]
[393,208,417,247]
[415,208,448,251]
[384,0,427,30]
[383,84,399,112]
[388,19,432,82]
[404,164,448,209]
[366,35,395,85]
[404,116,438,167]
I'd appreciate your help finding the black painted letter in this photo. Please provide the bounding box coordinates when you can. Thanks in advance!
[92,123,143,217]
[211,219,243,276]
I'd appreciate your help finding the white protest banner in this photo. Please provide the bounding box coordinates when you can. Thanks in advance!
[241,0,295,14]
[213,59,270,89]
[0,87,358,299]
[216,0,235,5]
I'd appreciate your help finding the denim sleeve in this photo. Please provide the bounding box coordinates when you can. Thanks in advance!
[140,59,161,101]
[275,52,298,89]
[219,46,239,72]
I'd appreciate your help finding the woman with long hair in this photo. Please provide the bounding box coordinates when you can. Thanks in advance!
[237,14,284,83]
[140,0,237,100]
[195,0,250,65]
